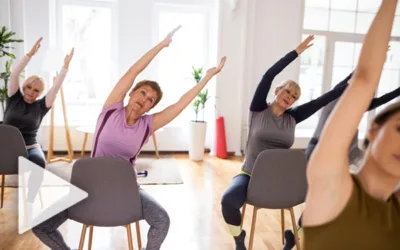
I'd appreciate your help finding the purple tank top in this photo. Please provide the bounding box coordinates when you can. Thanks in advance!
[91,101,153,168]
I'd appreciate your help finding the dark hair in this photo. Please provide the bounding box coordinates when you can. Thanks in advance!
[131,80,163,108]
[363,102,400,149]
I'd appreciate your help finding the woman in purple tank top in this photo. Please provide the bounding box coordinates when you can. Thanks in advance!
[32,26,226,250]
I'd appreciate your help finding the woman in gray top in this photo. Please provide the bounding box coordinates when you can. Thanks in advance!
[220,35,352,250]
[3,37,73,203]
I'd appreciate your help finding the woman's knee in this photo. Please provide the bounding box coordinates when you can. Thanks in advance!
[221,191,234,208]
[156,207,170,232]
[221,188,244,210]
[28,154,46,168]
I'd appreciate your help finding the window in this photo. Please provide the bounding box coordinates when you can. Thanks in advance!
[298,0,400,135]
[54,0,117,126]
[303,0,400,35]
[297,35,326,130]
[151,4,212,126]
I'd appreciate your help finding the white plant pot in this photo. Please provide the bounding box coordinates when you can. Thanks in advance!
[188,121,207,161]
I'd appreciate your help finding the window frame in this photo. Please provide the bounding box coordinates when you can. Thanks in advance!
[55,0,118,107]
[298,0,400,134]
[150,3,215,126]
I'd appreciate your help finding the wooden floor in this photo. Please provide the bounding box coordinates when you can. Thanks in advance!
[0,153,304,250]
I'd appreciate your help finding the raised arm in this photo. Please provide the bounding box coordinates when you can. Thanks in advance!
[303,0,397,226]
[45,48,74,108]
[152,57,226,132]
[7,37,42,97]
[103,26,181,108]
[249,35,314,112]
[287,72,353,123]
[367,86,400,110]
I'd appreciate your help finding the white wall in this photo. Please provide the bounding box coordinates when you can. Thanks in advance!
[2,0,311,153]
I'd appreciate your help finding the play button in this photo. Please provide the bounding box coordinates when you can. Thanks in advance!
[18,157,88,234]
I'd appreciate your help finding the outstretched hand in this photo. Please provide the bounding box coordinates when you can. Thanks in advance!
[63,48,74,70]
[161,25,181,48]
[27,37,43,57]
[296,35,314,55]
[206,57,227,77]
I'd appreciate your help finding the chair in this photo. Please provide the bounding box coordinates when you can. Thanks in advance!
[0,124,29,208]
[68,157,143,250]
[241,149,308,250]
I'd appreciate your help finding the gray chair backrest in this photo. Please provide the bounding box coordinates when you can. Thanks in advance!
[0,124,28,175]
[68,157,143,227]
[247,149,307,209]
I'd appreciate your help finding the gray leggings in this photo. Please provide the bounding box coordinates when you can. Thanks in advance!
[32,189,170,250]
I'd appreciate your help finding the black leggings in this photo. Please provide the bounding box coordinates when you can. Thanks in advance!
[222,174,303,227]
[221,174,250,226]
[27,147,46,202]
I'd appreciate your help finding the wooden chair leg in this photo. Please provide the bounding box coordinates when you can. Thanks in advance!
[126,224,134,250]
[281,209,285,244]
[81,133,88,157]
[289,207,301,250]
[248,206,258,250]
[79,224,88,250]
[241,203,247,227]
[136,221,142,250]
[47,99,55,163]
[88,226,94,250]
[1,175,5,208]
[60,87,73,162]
[152,133,160,159]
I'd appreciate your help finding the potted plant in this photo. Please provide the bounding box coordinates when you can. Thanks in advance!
[0,26,23,122]
[188,66,210,161]
[0,59,12,114]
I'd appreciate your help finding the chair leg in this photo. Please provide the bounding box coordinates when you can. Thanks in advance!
[281,209,285,244]
[88,226,94,250]
[136,221,142,250]
[289,207,301,250]
[81,133,88,157]
[126,224,134,250]
[1,175,4,208]
[79,224,88,250]
[241,203,247,227]
[152,133,160,159]
[248,206,258,250]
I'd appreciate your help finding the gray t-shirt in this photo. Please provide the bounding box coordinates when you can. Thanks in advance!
[242,108,296,174]
[243,50,351,175]
[3,89,50,146]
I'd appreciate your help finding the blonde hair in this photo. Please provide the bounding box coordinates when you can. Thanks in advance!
[23,75,45,93]
[277,80,301,100]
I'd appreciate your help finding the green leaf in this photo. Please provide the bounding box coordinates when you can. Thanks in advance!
[2,51,15,59]
[3,31,15,40]
[0,26,6,37]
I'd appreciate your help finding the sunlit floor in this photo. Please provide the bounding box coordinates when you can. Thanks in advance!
[0,154,304,250]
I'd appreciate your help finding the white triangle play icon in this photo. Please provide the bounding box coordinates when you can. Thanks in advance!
[18,157,88,234]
